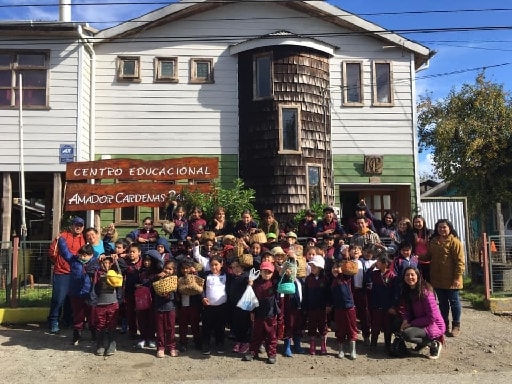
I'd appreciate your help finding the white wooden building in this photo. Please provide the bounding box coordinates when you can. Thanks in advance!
[0,0,433,239]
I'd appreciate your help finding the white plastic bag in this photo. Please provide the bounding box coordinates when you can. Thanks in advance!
[236,284,259,311]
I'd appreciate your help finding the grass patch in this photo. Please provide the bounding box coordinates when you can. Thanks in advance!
[0,287,52,308]
[461,277,486,309]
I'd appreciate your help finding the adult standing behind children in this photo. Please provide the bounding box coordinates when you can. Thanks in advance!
[421,219,464,337]
[130,217,159,253]
[47,217,86,334]
[316,207,346,242]
[207,206,234,241]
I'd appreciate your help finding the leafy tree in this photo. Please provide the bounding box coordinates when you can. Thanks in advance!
[417,73,512,222]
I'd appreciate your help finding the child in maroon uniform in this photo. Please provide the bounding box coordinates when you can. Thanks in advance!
[242,261,279,364]
[329,259,358,360]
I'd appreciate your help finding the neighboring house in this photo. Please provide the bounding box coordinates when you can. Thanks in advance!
[1,0,432,240]
[0,20,95,241]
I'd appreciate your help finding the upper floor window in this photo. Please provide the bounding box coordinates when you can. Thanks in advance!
[342,61,363,105]
[154,57,178,83]
[372,61,393,106]
[254,53,272,99]
[279,105,301,153]
[0,51,49,108]
[190,58,214,84]
[117,56,140,82]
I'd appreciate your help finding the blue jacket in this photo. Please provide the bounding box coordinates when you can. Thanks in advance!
[57,237,98,298]
[329,274,354,309]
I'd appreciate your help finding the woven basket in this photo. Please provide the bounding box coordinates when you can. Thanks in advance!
[202,231,216,242]
[249,231,267,244]
[341,260,359,276]
[296,256,307,278]
[235,240,245,257]
[239,253,254,268]
[152,275,178,297]
[178,274,205,296]
[161,220,175,235]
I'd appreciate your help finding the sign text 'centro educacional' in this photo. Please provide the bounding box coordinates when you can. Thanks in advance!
[66,157,218,181]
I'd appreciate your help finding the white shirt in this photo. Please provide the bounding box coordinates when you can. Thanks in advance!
[205,273,227,306]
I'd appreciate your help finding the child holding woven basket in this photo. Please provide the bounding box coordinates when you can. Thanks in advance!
[177,259,202,352]
[153,260,179,358]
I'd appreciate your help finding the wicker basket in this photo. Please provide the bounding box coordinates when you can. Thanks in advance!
[239,253,254,268]
[202,231,216,242]
[152,275,178,297]
[296,256,307,278]
[341,260,359,276]
[178,274,205,296]
[249,231,267,244]
[235,240,245,257]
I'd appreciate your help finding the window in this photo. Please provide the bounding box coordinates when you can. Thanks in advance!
[117,56,140,81]
[154,57,178,82]
[279,105,301,153]
[253,53,272,99]
[372,61,393,106]
[115,206,139,226]
[307,164,323,207]
[190,58,214,83]
[342,61,363,105]
[0,51,49,108]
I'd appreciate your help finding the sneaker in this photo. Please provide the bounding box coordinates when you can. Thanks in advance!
[232,342,241,353]
[267,356,277,364]
[136,340,146,349]
[258,343,266,354]
[202,348,211,355]
[170,349,179,357]
[148,340,157,348]
[49,324,60,334]
[242,353,253,362]
[71,330,81,345]
[429,341,442,360]
[216,345,225,354]
[239,343,250,354]
[413,343,428,352]
[156,349,165,358]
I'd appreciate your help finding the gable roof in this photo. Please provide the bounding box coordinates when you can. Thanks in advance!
[95,0,432,69]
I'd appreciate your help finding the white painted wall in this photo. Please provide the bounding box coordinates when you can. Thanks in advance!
[0,39,83,171]
[94,1,417,157]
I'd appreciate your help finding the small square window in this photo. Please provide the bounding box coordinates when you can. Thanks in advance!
[342,61,363,106]
[155,57,178,82]
[372,61,393,106]
[190,58,214,83]
[117,56,140,81]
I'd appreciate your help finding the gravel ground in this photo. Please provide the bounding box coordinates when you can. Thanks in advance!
[1,301,511,383]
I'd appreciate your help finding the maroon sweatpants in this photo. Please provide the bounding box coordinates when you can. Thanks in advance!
[178,305,201,346]
[136,307,155,341]
[70,296,91,331]
[334,307,358,343]
[250,316,277,357]
[353,288,371,338]
[155,310,176,351]
[124,293,137,337]
[94,302,119,332]
[307,308,328,337]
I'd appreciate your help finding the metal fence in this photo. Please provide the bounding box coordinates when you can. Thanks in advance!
[0,240,52,307]
[487,235,512,295]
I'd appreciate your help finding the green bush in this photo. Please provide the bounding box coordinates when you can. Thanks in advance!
[294,202,326,224]
[180,179,258,224]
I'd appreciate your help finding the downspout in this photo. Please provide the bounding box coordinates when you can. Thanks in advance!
[78,25,96,226]
[411,53,428,213]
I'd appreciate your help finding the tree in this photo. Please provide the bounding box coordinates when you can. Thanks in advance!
[417,73,512,222]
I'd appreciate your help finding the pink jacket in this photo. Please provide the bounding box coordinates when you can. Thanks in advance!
[403,289,446,339]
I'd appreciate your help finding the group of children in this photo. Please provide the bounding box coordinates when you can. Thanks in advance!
[56,216,426,363]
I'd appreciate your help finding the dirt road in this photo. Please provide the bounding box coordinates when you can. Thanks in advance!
[1,301,511,383]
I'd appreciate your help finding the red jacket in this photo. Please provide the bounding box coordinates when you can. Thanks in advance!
[48,231,86,274]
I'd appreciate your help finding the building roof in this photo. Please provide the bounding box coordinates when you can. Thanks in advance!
[94,0,433,69]
[0,21,95,37]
